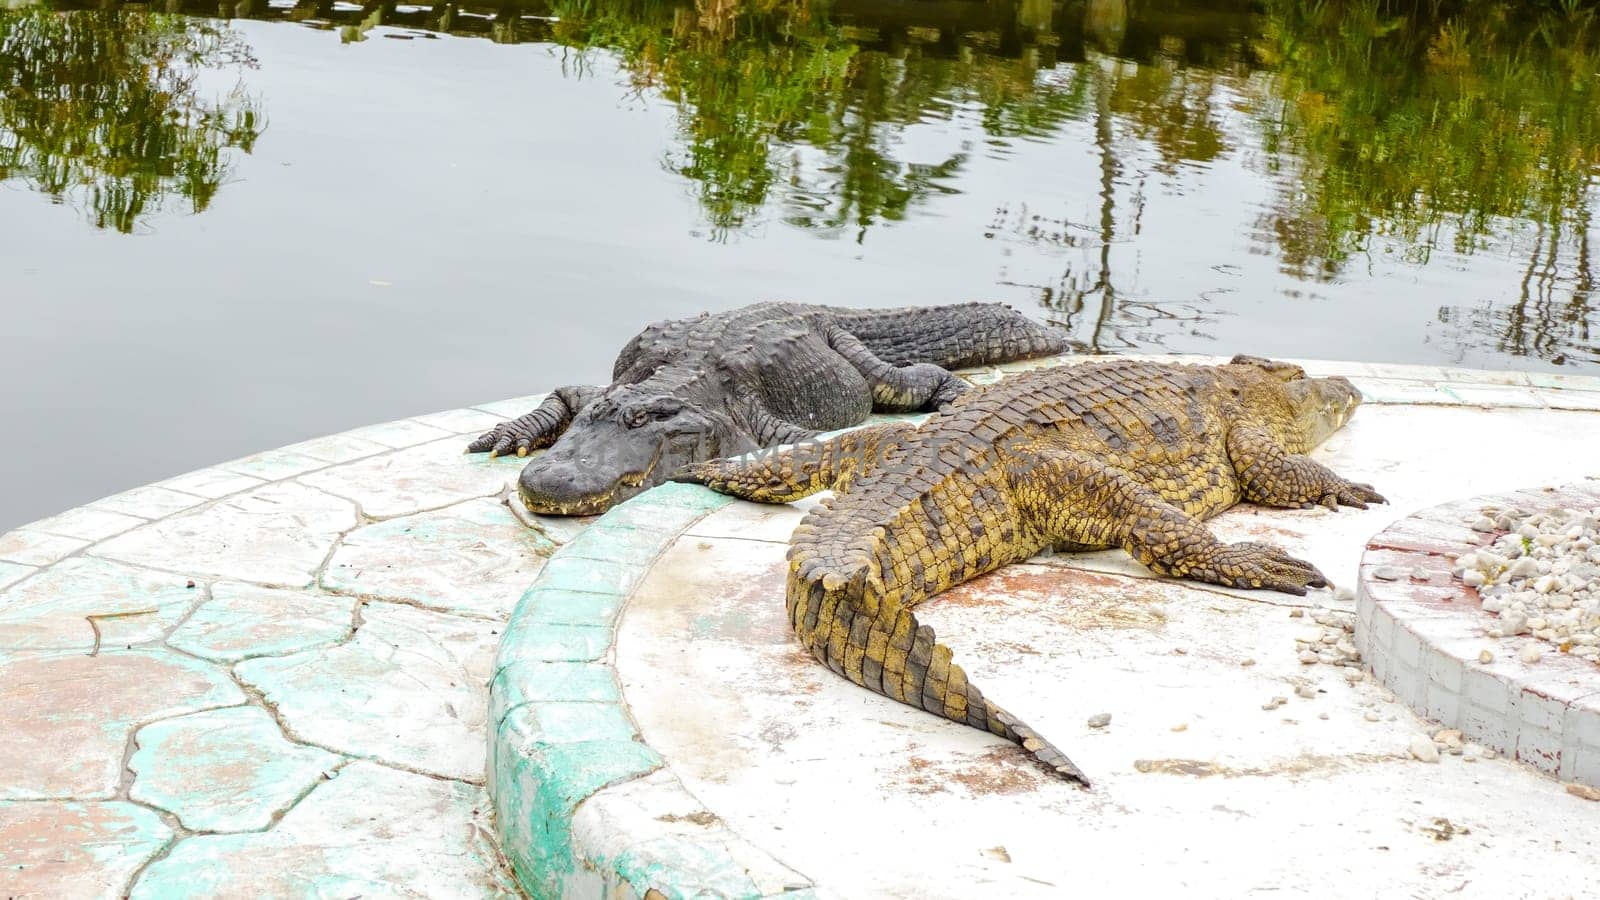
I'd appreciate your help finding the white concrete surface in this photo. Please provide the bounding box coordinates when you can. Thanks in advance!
[615,384,1600,899]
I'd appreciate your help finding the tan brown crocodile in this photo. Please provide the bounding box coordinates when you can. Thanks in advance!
[676,355,1384,785]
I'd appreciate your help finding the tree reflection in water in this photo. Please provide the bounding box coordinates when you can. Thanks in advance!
[0,5,264,233]
[5,0,1597,365]
[543,0,1599,364]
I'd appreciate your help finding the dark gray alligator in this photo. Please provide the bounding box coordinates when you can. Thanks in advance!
[468,301,1067,515]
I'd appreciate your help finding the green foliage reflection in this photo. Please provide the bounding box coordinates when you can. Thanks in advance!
[0,6,264,233]
[1255,0,1599,274]
[1251,0,1599,363]
[544,0,1091,240]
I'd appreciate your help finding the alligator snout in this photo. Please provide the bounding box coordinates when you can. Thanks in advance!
[517,454,650,516]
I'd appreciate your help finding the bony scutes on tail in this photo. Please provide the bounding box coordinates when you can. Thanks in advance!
[464,301,1067,515]
[677,355,1385,787]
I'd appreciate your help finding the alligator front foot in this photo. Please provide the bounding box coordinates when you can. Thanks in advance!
[466,385,601,458]
[469,414,551,458]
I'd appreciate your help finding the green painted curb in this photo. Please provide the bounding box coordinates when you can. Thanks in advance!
[492,481,825,899]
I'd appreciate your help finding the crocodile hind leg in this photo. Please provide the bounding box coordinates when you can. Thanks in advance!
[676,422,913,504]
[467,385,603,457]
[825,325,970,412]
[1004,440,1329,595]
[1225,423,1386,510]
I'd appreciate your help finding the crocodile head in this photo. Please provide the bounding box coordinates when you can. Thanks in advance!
[1228,355,1362,451]
[516,389,754,516]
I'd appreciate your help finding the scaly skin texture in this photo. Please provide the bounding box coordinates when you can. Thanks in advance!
[678,356,1385,785]
[467,302,1067,515]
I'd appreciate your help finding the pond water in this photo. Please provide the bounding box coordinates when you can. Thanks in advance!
[2,0,1597,530]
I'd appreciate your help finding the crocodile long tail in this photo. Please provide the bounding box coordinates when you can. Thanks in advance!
[786,554,1088,785]
[824,302,1068,370]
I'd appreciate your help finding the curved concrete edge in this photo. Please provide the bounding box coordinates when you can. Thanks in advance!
[1355,485,1600,787]
[487,483,821,900]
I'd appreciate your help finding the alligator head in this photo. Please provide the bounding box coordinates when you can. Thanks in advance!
[516,388,756,516]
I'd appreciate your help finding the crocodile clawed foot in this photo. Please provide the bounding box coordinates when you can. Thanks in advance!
[1319,480,1386,510]
[1210,541,1328,596]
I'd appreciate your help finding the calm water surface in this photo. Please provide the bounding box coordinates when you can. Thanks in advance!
[2,0,1597,529]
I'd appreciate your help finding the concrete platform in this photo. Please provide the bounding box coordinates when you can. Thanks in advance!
[0,398,575,898]
[492,358,1600,899]
[5,357,1600,898]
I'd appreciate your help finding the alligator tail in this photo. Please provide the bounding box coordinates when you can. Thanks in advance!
[785,552,1088,786]
[824,302,1068,371]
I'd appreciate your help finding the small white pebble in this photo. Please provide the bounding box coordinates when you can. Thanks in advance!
[1508,557,1539,578]
[1087,713,1112,729]
[1463,570,1487,587]
[1318,712,1329,720]
[1288,608,1304,618]
[1298,650,1318,665]
[1170,723,1188,733]
[1239,658,1256,668]
[1295,685,1317,699]
[1478,649,1494,664]
[1408,735,1441,763]
[1262,696,1287,711]
[1364,711,1381,722]
[1520,644,1543,664]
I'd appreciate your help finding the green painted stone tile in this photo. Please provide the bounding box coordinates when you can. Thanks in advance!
[490,661,618,728]
[1530,371,1600,391]
[487,701,633,804]
[1351,379,1459,406]
[504,702,636,747]
[557,526,668,568]
[519,586,624,627]
[128,706,340,833]
[597,492,729,535]
[631,481,737,514]
[604,837,766,900]
[536,557,639,596]
[495,739,661,899]
[494,621,611,672]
